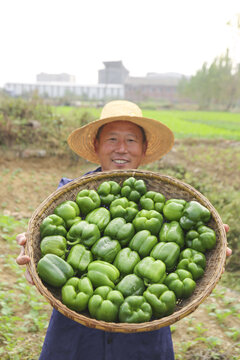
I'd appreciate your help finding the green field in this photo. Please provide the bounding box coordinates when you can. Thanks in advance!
[54,107,240,140]
[144,110,240,140]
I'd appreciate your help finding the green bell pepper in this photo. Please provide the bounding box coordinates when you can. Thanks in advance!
[54,200,81,229]
[67,244,93,274]
[85,207,111,232]
[37,253,74,287]
[185,225,216,253]
[61,276,93,312]
[179,201,211,230]
[110,197,138,222]
[132,209,163,235]
[66,220,101,247]
[104,217,135,246]
[121,177,147,203]
[177,248,206,280]
[129,230,158,258]
[119,295,152,323]
[164,269,196,299]
[163,199,186,221]
[113,248,140,275]
[134,256,166,285]
[76,189,101,216]
[97,180,121,206]
[88,286,124,322]
[40,235,67,259]
[87,260,120,288]
[91,236,121,263]
[40,214,67,238]
[143,284,176,318]
[150,242,180,272]
[140,191,166,213]
[116,274,145,297]
[159,221,185,249]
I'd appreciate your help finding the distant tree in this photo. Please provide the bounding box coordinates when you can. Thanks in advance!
[178,50,240,110]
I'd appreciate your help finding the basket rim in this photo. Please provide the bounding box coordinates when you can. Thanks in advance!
[25,169,227,333]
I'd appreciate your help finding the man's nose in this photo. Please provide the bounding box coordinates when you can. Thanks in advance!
[115,140,127,153]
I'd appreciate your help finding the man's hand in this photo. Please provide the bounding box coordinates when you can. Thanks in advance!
[223,224,232,257]
[16,232,34,285]
[222,223,232,275]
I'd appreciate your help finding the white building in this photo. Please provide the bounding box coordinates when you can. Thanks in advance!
[4,82,124,100]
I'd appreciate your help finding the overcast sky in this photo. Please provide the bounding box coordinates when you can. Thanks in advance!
[0,0,240,87]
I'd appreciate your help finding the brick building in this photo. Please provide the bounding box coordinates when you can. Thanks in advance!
[98,62,183,102]
[98,61,129,84]
[125,73,183,102]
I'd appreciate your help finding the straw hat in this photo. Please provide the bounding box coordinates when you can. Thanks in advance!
[67,100,174,165]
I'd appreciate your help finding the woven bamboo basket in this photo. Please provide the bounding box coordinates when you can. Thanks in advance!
[26,169,227,333]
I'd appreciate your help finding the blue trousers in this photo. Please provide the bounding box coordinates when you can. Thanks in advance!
[39,309,174,360]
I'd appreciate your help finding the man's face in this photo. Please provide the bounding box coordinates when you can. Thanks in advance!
[94,121,147,171]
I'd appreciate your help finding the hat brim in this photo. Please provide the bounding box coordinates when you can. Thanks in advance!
[67,115,174,165]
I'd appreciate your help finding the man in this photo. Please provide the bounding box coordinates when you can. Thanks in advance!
[16,100,231,359]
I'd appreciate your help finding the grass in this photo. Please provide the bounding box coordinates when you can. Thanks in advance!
[0,214,51,360]
[172,288,240,359]
[52,106,240,140]
[143,110,240,140]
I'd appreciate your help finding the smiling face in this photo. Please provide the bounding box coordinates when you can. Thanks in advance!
[94,121,147,171]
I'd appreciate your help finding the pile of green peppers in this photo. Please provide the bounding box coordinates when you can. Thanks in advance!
[37,176,216,323]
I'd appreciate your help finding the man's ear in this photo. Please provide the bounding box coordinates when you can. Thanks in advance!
[93,138,98,152]
[143,140,148,155]
[94,138,99,153]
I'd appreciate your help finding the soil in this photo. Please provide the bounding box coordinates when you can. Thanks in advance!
[0,139,240,359]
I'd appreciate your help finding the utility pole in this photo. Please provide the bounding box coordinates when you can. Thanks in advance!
[227,13,240,70]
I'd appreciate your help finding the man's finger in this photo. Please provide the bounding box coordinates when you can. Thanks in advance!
[16,232,27,246]
[25,269,35,285]
[16,246,30,265]
[223,224,230,233]
[226,247,232,257]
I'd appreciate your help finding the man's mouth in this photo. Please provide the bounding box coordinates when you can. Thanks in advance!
[112,159,129,164]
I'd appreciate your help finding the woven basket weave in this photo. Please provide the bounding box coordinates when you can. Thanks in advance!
[26,169,227,333]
